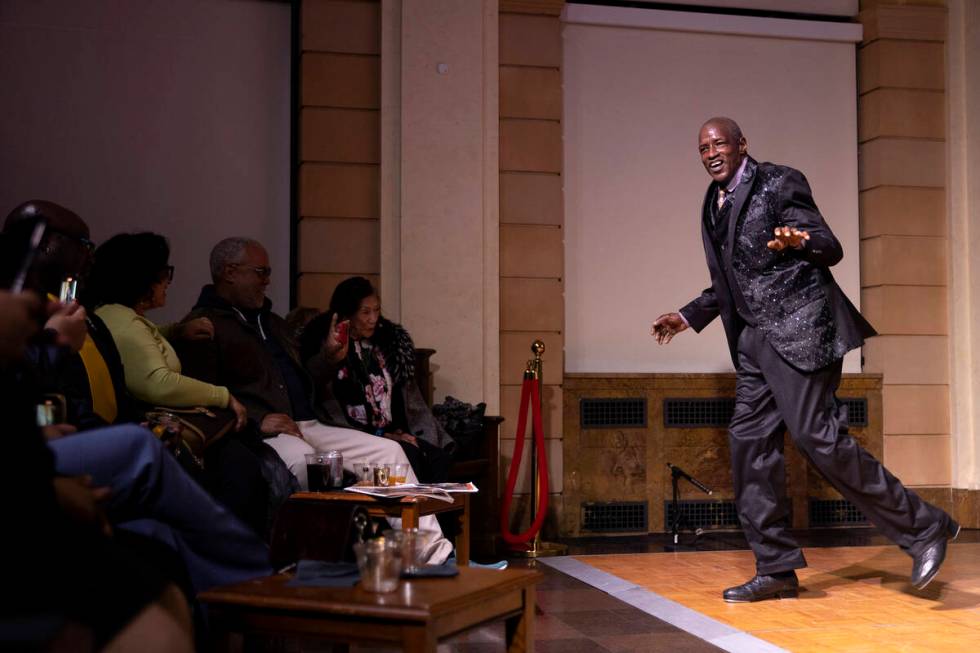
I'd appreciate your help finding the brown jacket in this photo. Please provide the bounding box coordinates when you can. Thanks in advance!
[177,285,343,428]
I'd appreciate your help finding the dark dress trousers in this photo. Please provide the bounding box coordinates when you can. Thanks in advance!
[680,157,952,574]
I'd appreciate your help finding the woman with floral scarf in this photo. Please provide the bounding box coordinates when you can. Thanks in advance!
[299,277,454,482]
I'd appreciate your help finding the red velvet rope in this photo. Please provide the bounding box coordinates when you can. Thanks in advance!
[499,376,549,548]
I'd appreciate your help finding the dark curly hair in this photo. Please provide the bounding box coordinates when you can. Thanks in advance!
[88,232,171,308]
[328,275,376,319]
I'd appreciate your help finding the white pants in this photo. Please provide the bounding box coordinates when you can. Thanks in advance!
[264,420,453,564]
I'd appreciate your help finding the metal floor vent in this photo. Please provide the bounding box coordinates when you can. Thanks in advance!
[664,397,868,428]
[809,499,868,526]
[841,398,868,427]
[664,398,734,427]
[664,500,741,530]
[580,398,646,429]
[581,501,648,532]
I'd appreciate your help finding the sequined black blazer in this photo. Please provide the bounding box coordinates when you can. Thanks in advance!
[680,158,876,372]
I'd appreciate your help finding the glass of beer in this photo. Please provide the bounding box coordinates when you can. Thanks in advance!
[389,463,409,485]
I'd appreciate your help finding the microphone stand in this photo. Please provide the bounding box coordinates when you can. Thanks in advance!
[664,463,713,552]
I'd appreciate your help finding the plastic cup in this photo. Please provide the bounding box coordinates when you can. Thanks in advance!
[354,538,402,592]
[384,528,437,574]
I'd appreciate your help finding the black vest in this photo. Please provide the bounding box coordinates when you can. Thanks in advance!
[710,191,756,327]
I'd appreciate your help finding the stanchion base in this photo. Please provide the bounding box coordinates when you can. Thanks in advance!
[663,543,702,552]
[511,541,568,558]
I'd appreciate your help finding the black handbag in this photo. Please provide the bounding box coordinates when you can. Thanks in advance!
[269,499,374,570]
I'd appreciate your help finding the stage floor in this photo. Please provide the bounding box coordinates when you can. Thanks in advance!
[540,541,980,652]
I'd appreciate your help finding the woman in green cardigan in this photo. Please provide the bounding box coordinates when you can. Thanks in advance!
[87,232,273,534]
[88,233,247,421]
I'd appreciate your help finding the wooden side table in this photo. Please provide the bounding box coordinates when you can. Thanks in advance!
[201,567,542,653]
[286,490,471,565]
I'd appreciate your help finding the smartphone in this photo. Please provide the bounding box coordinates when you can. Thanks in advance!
[36,393,67,427]
[336,319,350,343]
[59,276,78,303]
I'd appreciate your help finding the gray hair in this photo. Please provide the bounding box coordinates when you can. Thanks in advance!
[209,237,261,281]
[702,116,744,143]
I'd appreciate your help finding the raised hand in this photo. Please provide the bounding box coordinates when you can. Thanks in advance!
[767,226,809,252]
[45,300,87,352]
[651,312,689,345]
[324,312,350,364]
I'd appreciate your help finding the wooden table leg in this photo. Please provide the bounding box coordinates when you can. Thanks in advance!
[401,504,420,528]
[457,494,470,565]
[402,624,437,653]
[505,586,535,653]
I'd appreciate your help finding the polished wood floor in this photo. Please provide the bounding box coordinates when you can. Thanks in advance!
[581,541,980,652]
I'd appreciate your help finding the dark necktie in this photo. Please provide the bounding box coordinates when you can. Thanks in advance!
[712,189,732,244]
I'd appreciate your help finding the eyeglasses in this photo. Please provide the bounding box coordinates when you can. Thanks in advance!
[233,264,272,280]
[41,229,95,256]
[160,265,175,281]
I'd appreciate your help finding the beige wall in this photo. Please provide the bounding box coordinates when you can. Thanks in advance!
[947,0,980,489]
[858,1,951,486]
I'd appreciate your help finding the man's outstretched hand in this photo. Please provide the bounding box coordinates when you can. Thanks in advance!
[767,226,809,251]
[651,313,688,345]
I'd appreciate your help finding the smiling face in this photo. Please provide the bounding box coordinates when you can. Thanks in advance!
[698,121,747,186]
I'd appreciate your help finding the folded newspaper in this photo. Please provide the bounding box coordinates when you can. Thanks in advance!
[344,482,478,503]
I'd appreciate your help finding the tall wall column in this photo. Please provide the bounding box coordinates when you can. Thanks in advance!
[947,0,980,489]
[498,0,565,527]
[382,0,500,408]
[298,0,382,308]
[858,0,950,486]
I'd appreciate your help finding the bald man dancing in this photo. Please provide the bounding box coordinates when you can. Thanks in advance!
[652,117,958,602]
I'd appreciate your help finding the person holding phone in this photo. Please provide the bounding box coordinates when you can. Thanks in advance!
[299,276,455,483]
[178,238,455,564]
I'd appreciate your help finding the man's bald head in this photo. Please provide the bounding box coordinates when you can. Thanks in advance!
[2,200,92,296]
[4,200,89,240]
[700,117,743,144]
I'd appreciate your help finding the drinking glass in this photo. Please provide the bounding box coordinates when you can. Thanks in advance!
[383,528,437,574]
[353,538,402,592]
[353,460,374,484]
[389,463,409,485]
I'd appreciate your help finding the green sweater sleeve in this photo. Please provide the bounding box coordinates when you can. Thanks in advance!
[99,306,230,409]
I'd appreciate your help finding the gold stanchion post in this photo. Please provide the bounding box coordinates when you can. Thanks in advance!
[512,340,567,558]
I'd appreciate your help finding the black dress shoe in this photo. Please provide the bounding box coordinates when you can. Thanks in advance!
[911,528,955,590]
[723,573,799,603]
[949,521,962,541]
